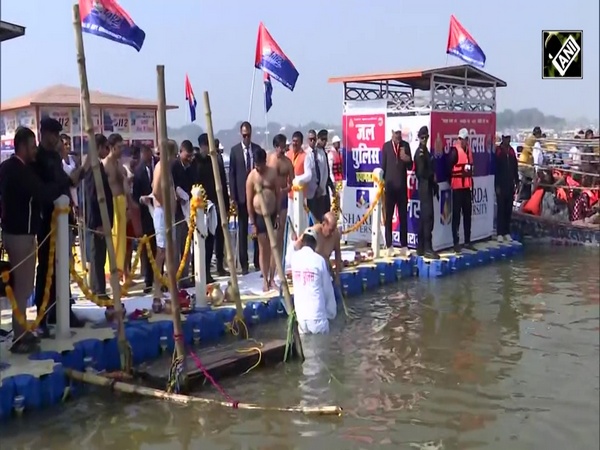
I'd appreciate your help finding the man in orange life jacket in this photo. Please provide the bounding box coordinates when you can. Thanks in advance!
[328,135,344,183]
[494,135,519,242]
[448,128,476,253]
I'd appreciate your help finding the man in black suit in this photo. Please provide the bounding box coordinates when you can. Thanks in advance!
[84,134,114,298]
[197,133,230,282]
[228,121,261,274]
[381,128,413,257]
[132,144,156,292]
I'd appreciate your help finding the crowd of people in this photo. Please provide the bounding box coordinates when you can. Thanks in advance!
[517,127,600,224]
[4,116,595,352]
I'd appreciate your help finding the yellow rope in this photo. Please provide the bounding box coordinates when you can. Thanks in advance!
[340,181,384,235]
[1,205,70,331]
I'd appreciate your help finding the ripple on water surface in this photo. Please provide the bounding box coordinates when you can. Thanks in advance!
[1,247,599,450]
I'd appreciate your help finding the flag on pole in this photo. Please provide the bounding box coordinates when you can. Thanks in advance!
[254,22,299,92]
[446,15,486,68]
[79,0,146,52]
[184,74,197,122]
[264,72,273,113]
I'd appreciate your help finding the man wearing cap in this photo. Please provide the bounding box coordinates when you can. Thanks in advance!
[32,118,86,332]
[448,128,476,252]
[494,135,519,242]
[413,126,440,259]
[381,127,413,256]
[328,135,344,183]
[290,227,337,334]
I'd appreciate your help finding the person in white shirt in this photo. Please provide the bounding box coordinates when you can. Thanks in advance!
[531,126,544,170]
[291,228,337,334]
[569,135,582,170]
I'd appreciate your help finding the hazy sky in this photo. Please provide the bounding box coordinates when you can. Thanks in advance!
[1,0,598,130]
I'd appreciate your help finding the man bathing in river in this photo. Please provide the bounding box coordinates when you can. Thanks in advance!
[246,147,281,291]
[267,133,294,263]
[294,211,343,287]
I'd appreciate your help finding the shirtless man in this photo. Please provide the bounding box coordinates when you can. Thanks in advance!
[246,147,281,291]
[294,211,342,287]
[102,133,129,279]
[267,133,294,259]
[142,140,177,310]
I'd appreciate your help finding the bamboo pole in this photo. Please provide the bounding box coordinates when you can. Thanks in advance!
[66,369,342,416]
[72,5,129,371]
[202,92,244,320]
[156,66,187,369]
[253,183,304,361]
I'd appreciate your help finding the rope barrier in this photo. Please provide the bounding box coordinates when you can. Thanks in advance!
[1,205,70,332]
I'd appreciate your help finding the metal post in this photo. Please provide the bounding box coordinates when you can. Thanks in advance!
[292,187,308,236]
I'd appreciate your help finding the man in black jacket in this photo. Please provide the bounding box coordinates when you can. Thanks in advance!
[31,118,86,333]
[413,126,440,259]
[197,133,230,282]
[0,127,71,352]
[228,121,261,274]
[84,134,113,298]
[494,135,519,242]
[171,140,197,287]
[132,144,156,292]
[381,128,413,256]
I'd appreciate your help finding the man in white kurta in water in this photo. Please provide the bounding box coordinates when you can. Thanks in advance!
[290,228,337,334]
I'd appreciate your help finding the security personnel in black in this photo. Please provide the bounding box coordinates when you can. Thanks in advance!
[32,118,85,334]
[414,126,440,259]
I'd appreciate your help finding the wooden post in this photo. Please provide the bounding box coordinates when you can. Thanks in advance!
[72,5,129,371]
[156,65,187,366]
[202,92,244,320]
[254,183,304,362]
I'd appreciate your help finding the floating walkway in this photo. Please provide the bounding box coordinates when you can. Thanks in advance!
[0,239,523,421]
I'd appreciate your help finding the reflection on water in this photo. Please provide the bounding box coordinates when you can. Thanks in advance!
[2,247,599,450]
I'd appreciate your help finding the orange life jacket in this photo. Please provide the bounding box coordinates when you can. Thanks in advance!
[328,149,343,182]
[450,143,474,190]
[522,188,544,216]
[584,189,599,208]
[286,148,307,199]
[556,187,568,202]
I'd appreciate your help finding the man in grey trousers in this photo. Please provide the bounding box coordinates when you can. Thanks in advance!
[0,127,70,353]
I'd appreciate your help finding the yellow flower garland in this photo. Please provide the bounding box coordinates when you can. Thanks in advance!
[1,206,69,331]
[340,179,384,235]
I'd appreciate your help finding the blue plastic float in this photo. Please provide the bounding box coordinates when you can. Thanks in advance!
[0,240,523,421]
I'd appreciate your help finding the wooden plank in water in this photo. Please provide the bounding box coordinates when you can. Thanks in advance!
[137,338,288,389]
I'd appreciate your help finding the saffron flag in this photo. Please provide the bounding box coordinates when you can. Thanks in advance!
[79,0,145,52]
[264,72,273,113]
[254,22,299,92]
[446,15,486,68]
[184,74,197,122]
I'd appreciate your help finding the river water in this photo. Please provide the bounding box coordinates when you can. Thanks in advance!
[2,246,599,450]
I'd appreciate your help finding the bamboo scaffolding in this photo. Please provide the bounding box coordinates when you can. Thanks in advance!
[156,66,187,373]
[202,92,244,321]
[253,183,304,361]
[66,369,342,416]
[72,5,129,371]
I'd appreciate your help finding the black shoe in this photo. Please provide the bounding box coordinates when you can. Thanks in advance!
[10,333,40,354]
[416,249,424,257]
[241,268,249,276]
[453,244,462,253]
[143,286,153,294]
[464,243,477,252]
[206,274,216,284]
[424,251,441,260]
[217,268,230,277]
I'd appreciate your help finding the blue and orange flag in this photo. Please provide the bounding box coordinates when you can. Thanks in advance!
[254,22,299,92]
[446,15,486,68]
[184,74,197,122]
[79,0,145,52]
[264,72,273,113]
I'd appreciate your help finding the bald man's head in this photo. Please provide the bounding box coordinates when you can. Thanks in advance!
[322,212,337,235]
